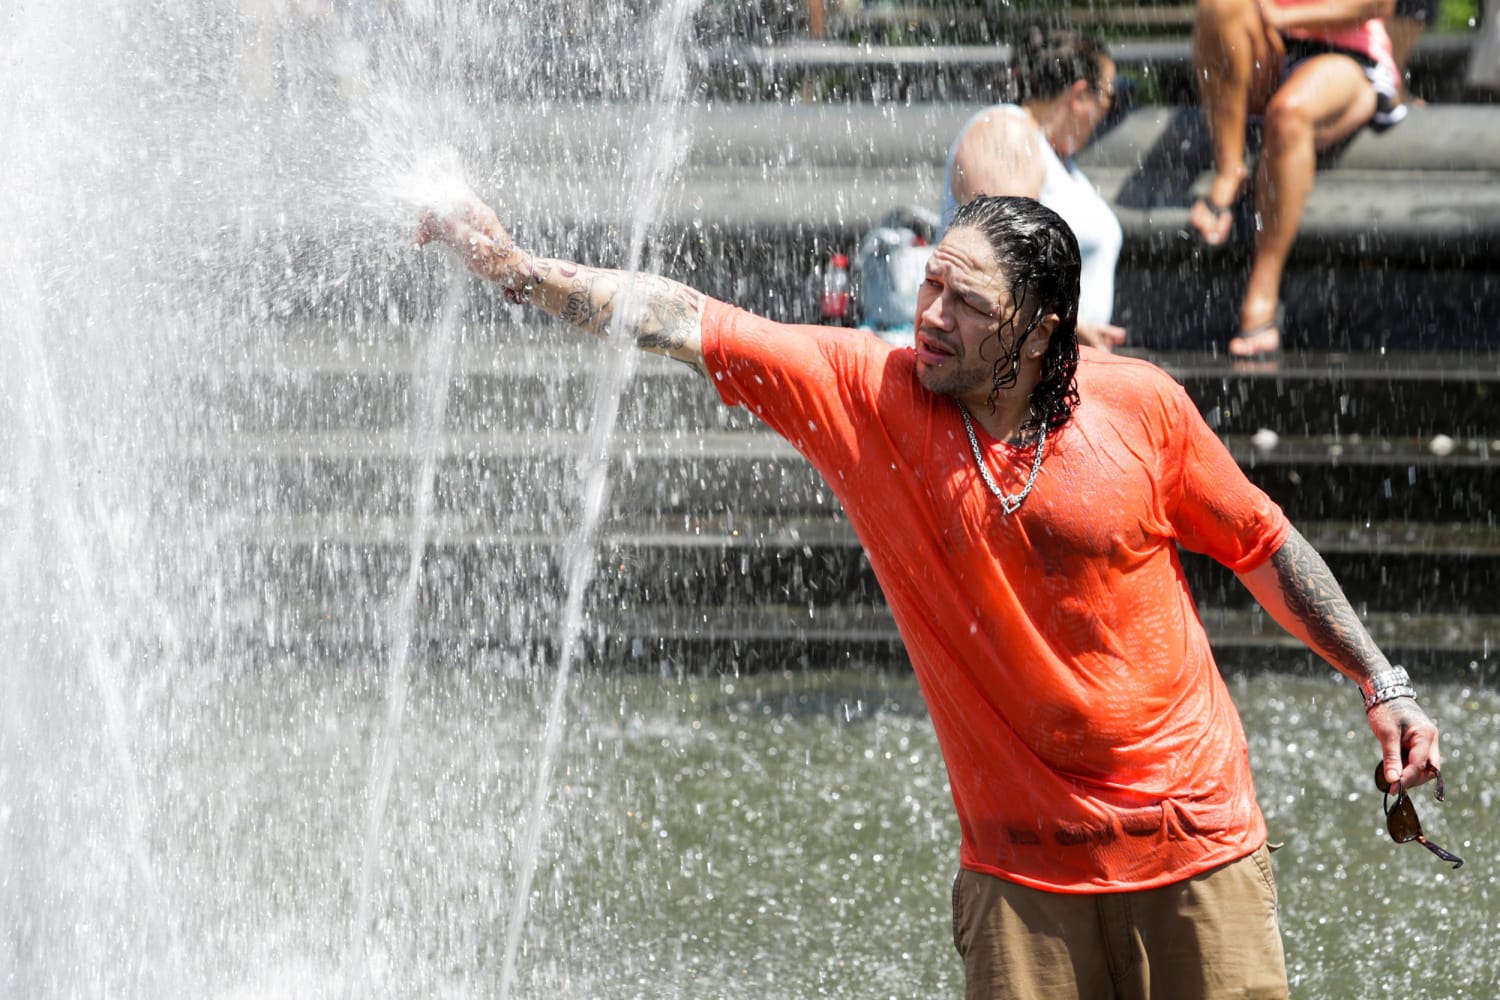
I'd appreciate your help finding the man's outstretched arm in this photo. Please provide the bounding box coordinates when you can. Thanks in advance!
[417,197,708,376]
[1236,525,1443,793]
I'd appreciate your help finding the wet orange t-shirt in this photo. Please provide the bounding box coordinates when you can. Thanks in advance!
[702,299,1291,892]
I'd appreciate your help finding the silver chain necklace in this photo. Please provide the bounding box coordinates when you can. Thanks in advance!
[959,406,1048,515]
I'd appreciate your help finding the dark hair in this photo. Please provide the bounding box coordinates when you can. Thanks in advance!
[1011,27,1109,102]
[947,195,1081,432]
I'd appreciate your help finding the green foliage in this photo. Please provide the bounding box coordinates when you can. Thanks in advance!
[1436,0,1480,32]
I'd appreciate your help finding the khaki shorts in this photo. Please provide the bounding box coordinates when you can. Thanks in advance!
[951,844,1289,1000]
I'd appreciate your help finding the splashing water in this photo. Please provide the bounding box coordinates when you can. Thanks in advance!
[338,146,476,1000]
[495,2,705,995]
[2,0,709,994]
[5,255,187,998]
[384,147,477,223]
[340,255,466,999]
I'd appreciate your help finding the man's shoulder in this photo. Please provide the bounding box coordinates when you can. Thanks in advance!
[1073,350,1193,432]
[702,298,830,357]
[704,298,909,393]
[1077,349,1182,395]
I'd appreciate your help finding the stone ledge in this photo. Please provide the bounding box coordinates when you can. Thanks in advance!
[698,32,1484,102]
[1080,105,1500,257]
[189,425,1498,466]
[222,592,1500,662]
[216,512,1500,559]
[499,103,1500,259]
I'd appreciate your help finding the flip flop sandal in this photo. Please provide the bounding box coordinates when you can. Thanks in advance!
[1188,198,1236,246]
[1229,304,1284,358]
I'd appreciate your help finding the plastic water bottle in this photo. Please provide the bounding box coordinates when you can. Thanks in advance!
[820,252,851,325]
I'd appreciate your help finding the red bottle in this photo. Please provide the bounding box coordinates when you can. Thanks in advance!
[820,252,851,325]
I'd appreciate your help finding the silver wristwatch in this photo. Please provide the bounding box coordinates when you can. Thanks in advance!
[1359,665,1417,711]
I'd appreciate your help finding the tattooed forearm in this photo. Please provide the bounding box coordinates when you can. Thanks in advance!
[1266,527,1385,674]
[560,283,613,332]
[526,258,707,374]
[424,218,707,372]
[634,278,705,353]
[526,260,611,334]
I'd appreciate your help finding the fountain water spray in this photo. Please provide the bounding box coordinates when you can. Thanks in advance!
[495,2,704,995]
[339,251,466,998]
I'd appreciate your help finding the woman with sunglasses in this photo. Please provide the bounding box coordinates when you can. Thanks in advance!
[940,27,1127,352]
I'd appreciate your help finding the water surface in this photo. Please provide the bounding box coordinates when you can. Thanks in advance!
[112,662,1497,998]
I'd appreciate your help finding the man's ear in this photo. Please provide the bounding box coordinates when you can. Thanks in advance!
[1067,78,1092,109]
[1027,313,1061,359]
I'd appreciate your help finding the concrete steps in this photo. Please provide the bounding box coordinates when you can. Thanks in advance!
[697,31,1486,103]
[190,337,1499,673]
[203,79,1500,673]
[208,516,1500,670]
[228,95,1500,350]
[234,100,1500,350]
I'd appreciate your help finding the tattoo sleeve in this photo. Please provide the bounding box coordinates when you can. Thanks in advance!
[528,257,708,376]
[1263,526,1386,677]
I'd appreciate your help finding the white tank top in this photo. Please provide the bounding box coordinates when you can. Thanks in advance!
[939,105,1123,327]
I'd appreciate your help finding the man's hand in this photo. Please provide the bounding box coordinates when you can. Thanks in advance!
[416,197,527,287]
[1235,527,1446,797]
[416,197,508,246]
[1368,696,1444,794]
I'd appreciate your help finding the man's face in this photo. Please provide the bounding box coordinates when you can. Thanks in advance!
[913,226,1015,404]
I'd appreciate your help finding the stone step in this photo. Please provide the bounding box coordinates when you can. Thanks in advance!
[835,2,1204,35]
[231,100,1500,347]
[181,422,1494,522]
[230,103,1500,254]
[616,603,1496,660]
[209,512,1500,628]
[698,32,1485,104]
[1078,105,1500,266]
[202,336,1500,440]
[449,104,1500,253]
[220,574,1499,670]
[217,509,1500,557]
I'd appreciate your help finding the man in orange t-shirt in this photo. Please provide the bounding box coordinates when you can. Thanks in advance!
[419,193,1444,998]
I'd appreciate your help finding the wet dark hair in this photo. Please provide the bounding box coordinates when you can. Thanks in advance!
[1011,26,1110,102]
[947,194,1081,432]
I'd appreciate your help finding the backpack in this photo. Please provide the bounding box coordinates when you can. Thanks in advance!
[852,205,939,344]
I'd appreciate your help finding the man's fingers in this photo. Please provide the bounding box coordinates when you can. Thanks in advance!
[1399,727,1442,792]
[415,210,459,247]
[1381,748,1405,792]
[415,211,483,252]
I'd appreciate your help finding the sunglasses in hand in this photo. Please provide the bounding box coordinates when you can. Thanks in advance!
[1374,762,1464,869]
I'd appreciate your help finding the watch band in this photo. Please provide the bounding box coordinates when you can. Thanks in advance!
[1360,665,1416,711]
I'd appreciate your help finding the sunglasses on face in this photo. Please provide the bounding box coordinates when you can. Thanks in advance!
[1374,762,1463,869]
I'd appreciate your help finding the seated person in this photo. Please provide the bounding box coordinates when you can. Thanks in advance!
[940,27,1126,351]
[1191,0,1404,356]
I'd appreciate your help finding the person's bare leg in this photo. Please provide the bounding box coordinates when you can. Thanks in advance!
[1191,0,1280,243]
[1387,16,1425,104]
[1232,55,1377,356]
